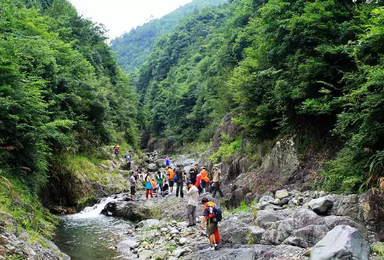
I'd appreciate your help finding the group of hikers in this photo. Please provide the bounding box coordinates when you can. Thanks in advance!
[129,162,224,200]
[126,154,223,250]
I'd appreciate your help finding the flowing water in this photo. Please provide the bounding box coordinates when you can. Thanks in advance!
[54,196,132,260]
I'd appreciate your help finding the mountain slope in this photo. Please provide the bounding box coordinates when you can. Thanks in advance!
[135,0,384,193]
[110,0,228,73]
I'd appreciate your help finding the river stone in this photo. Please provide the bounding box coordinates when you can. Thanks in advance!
[308,196,334,215]
[139,250,153,260]
[311,225,370,260]
[178,237,187,246]
[116,238,140,253]
[170,228,179,235]
[138,219,161,228]
[275,189,289,199]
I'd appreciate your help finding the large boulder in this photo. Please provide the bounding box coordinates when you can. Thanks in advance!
[311,225,370,260]
[283,225,328,248]
[307,196,334,215]
[101,201,151,221]
[147,163,158,172]
[219,215,265,245]
[155,159,164,168]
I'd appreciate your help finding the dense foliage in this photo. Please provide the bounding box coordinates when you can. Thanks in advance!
[131,0,384,192]
[0,0,138,193]
[110,0,228,73]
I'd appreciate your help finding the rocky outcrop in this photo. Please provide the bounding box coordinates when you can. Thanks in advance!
[311,225,370,260]
[101,201,151,221]
[0,212,70,260]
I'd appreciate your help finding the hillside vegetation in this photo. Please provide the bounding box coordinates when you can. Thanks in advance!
[134,0,384,193]
[0,0,139,239]
[110,0,228,73]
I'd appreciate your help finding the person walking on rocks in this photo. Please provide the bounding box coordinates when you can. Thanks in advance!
[200,167,210,194]
[145,173,154,199]
[165,156,170,167]
[129,171,136,200]
[201,197,219,250]
[113,144,120,158]
[186,181,199,227]
[189,164,198,184]
[195,173,203,194]
[166,167,175,194]
[211,165,224,198]
[125,150,132,169]
[155,171,165,196]
[175,165,185,198]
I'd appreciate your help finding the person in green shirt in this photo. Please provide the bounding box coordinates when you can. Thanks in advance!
[155,171,166,196]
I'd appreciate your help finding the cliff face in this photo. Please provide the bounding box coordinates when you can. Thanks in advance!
[198,118,327,207]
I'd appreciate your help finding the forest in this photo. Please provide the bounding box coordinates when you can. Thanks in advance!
[130,0,384,193]
[111,0,228,73]
[0,0,138,237]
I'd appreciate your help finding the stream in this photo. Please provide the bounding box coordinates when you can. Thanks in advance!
[54,196,132,260]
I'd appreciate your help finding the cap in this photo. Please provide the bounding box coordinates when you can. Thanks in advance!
[186,181,192,185]
[202,166,206,169]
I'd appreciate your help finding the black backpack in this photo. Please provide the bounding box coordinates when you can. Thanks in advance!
[212,205,223,222]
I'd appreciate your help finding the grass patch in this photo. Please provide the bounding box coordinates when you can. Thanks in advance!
[0,174,57,245]
[371,242,384,259]
[208,133,241,163]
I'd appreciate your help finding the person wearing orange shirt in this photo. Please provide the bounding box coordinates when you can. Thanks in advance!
[200,167,210,194]
[166,166,175,194]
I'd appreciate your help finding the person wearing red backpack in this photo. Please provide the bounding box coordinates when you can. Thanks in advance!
[201,197,220,250]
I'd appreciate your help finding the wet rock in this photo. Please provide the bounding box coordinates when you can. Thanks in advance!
[311,225,370,260]
[307,196,334,215]
[102,201,151,221]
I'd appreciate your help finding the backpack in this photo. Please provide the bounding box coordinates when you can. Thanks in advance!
[206,202,223,222]
[212,206,223,222]
[173,173,178,182]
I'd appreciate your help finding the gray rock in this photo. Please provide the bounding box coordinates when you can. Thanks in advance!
[275,189,289,199]
[256,212,286,229]
[116,238,140,253]
[308,196,334,215]
[311,225,370,260]
[259,196,275,204]
[147,163,158,172]
[139,250,153,260]
[283,225,328,248]
[178,237,187,246]
[155,159,165,168]
[138,219,161,228]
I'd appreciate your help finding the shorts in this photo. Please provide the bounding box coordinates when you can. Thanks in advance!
[130,186,136,195]
[206,221,218,236]
[168,180,174,187]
